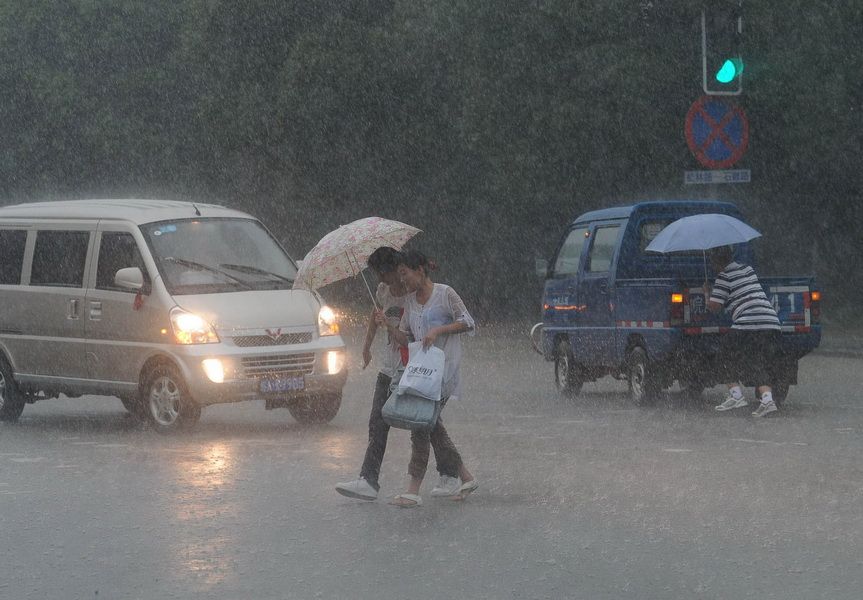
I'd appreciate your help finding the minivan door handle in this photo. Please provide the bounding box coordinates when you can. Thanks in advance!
[89,301,102,321]
[68,298,80,320]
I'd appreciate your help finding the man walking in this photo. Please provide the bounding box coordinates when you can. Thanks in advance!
[704,245,782,417]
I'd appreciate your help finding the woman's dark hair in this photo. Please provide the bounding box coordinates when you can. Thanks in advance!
[367,246,403,273]
[401,249,437,274]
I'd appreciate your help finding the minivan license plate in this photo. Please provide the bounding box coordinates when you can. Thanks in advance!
[260,376,304,393]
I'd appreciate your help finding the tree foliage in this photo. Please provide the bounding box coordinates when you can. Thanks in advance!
[0,0,859,320]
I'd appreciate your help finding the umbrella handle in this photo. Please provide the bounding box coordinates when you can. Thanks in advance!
[360,269,380,311]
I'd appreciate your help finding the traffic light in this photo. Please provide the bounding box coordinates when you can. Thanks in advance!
[701,3,743,95]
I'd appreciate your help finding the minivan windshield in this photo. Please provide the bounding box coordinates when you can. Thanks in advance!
[142,218,297,295]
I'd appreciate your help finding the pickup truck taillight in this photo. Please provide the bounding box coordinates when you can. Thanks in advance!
[670,293,685,325]
[809,290,821,323]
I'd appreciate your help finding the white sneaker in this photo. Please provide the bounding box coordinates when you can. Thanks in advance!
[752,401,778,418]
[335,477,378,501]
[430,475,461,497]
[715,396,749,411]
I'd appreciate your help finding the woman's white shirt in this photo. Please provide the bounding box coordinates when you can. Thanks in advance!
[399,283,475,399]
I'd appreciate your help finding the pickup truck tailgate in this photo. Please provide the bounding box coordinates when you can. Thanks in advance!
[762,277,818,332]
[681,277,818,333]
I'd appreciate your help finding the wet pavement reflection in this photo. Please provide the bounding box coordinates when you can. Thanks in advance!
[1,336,862,599]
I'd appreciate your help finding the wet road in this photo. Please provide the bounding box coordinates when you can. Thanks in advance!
[2,326,862,599]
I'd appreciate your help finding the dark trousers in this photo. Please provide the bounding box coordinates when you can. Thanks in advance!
[408,398,464,481]
[718,329,781,387]
[359,373,460,490]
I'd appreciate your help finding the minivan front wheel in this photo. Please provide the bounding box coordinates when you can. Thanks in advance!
[0,357,25,422]
[142,364,201,433]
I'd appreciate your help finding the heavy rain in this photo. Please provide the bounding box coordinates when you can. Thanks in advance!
[1,2,861,599]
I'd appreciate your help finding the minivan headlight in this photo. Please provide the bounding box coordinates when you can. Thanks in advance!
[318,305,339,336]
[170,307,219,344]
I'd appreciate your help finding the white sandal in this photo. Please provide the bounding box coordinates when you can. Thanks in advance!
[451,479,479,501]
[390,493,422,508]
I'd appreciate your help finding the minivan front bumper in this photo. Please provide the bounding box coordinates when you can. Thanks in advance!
[187,369,348,406]
[169,343,349,406]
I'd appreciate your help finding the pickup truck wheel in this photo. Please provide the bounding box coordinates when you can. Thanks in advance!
[288,393,342,424]
[627,347,659,406]
[554,340,583,397]
[142,364,201,433]
[0,357,25,422]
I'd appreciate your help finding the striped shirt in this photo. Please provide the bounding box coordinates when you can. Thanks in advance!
[710,262,780,331]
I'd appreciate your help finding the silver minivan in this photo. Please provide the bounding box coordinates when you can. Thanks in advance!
[0,199,348,431]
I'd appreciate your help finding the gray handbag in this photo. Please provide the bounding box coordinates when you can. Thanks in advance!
[381,366,443,431]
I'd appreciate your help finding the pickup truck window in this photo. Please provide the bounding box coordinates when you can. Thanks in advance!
[640,221,668,252]
[586,225,620,273]
[639,220,701,256]
[553,226,588,277]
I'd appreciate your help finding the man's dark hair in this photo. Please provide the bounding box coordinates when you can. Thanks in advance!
[367,246,403,273]
[707,245,734,265]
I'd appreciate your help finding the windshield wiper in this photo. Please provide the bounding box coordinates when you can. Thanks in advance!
[161,257,253,289]
[219,263,294,284]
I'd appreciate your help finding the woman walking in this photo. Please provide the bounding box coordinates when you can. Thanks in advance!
[335,247,465,501]
[376,250,478,507]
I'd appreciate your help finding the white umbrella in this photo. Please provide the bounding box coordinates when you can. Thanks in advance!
[645,213,762,280]
[292,217,421,307]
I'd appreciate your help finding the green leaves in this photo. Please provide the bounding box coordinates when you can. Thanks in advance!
[0,0,859,317]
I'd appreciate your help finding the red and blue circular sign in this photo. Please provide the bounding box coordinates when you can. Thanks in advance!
[685,96,749,169]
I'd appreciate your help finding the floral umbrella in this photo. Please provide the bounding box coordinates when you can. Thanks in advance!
[292,217,421,306]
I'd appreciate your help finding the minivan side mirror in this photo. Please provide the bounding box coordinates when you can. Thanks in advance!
[535,258,549,279]
[115,267,144,291]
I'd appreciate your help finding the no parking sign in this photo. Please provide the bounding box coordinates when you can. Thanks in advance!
[685,95,749,169]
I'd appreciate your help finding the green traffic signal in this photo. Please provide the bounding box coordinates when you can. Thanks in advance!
[715,58,743,84]
[701,5,743,95]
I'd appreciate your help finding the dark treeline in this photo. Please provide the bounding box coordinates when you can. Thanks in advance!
[1,1,860,323]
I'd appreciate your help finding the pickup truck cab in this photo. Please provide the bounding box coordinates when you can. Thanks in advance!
[534,200,821,406]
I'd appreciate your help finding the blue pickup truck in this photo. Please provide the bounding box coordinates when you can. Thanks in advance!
[533,201,821,406]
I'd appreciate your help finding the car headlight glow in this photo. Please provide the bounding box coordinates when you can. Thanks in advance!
[170,307,219,344]
[202,358,225,383]
[318,305,339,336]
[326,350,345,374]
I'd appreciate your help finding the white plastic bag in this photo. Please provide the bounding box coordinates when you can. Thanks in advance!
[396,341,445,401]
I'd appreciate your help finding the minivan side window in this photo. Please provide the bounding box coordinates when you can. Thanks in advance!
[0,230,27,285]
[553,227,588,277]
[96,233,147,292]
[586,225,620,273]
[30,231,90,287]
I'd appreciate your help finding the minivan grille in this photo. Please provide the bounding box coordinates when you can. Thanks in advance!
[233,332,313,347]
[241,353,316,378]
